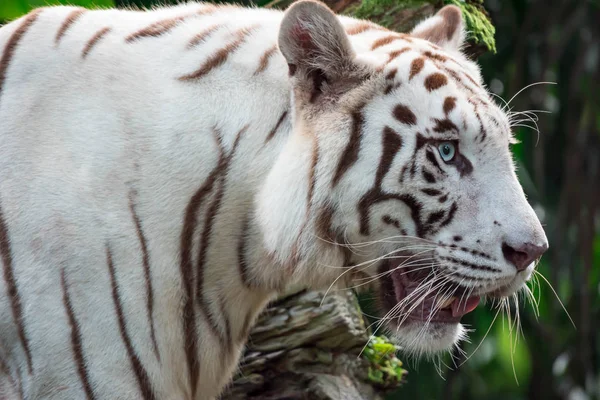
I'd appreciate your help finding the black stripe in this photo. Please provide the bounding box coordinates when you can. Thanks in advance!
[422,169,436,183]
[128,193,160,361]
[264,111,288,143]
[421,188,441,196]
[332,109,364,188]
[237,214,252,288]
[0,202,32,373]
[426,210,445,225]
[0,9,42,109]
[178,130,227,395]
[196,126,247,348]
[439,202,458,227]
[425,148,444,174]
[61,269,96,400]
[106,246,156,400]
[196,176,228,342]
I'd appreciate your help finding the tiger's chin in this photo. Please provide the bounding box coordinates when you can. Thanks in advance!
[377,260,481,355]
[388,320,467,356]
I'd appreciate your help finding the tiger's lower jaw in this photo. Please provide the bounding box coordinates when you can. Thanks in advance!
[378,263,481,354]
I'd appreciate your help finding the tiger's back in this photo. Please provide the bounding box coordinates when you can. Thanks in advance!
[0,4,294,399]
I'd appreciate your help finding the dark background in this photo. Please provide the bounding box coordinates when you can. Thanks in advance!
[1,0,598,399]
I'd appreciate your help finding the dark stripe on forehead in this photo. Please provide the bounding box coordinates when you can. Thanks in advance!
[433,118,459,133]
[424,73,448,91]
[0,8,43,109]
[61,269,96,400]
[332,108,364,188]
[409,57,424,80]
[469,99,488,142]
[0,202,33,373]
[55,8,85,45]
[393,104,416,125]
[443,97,456,114]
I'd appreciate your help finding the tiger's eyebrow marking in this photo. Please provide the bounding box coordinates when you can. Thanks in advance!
[393,104,417,126]
[55,8,86,45]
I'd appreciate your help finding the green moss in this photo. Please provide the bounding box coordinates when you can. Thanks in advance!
[345,0,434,31]
[444,0,496,53]
[345,0,496,54]
[349,0,431,20]
[362,336,407,389]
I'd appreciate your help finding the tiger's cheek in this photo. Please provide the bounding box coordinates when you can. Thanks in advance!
[368,201,415,238]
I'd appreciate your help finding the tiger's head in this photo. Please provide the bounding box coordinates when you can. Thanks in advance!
[257,1,548,355]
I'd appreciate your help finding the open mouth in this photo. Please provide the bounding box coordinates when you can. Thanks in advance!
[379,259,481,324]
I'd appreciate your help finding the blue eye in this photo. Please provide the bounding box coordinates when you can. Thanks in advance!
[438,142,456,162]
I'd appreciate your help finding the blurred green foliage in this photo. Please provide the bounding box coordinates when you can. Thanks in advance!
[1,0,598,399]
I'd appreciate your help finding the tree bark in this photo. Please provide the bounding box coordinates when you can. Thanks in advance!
[221,290,404,400]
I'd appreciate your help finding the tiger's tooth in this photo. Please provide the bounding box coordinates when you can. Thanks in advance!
[440,297,456,308]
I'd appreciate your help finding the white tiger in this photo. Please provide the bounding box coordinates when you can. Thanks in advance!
[0,1,548,399]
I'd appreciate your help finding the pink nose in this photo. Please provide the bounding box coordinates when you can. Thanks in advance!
[502,242,549,272]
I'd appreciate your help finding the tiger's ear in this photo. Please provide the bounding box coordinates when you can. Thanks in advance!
[410,5,465,52]
[278,0,355,96]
